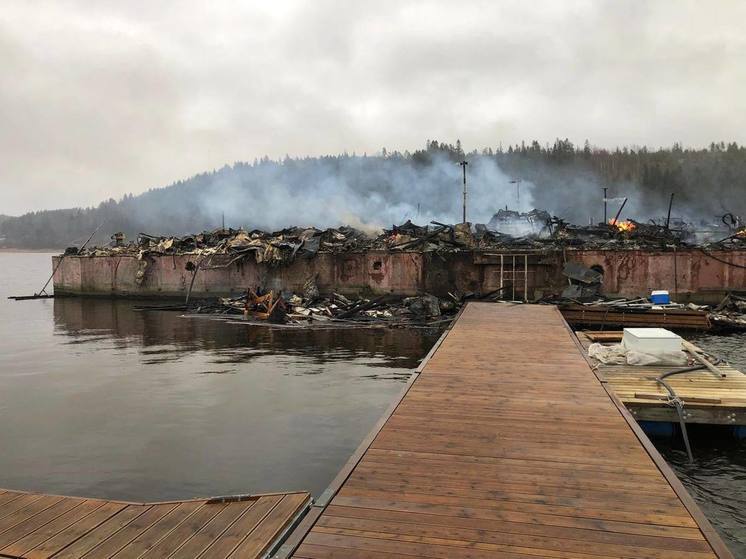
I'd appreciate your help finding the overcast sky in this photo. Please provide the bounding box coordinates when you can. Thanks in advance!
[1,0,745,215]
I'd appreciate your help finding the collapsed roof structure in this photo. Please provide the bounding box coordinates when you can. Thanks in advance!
[68,210,746,266]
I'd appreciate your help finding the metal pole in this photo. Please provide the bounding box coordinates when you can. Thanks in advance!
[37,222,104,296]
[500,254,504,297]
[673,245,678,301]
[603,187,608,223]
[524,254,528,302]
[459,160,468,223]
[512,255,516,301]
[666,192,675,230]
[612,197,628,224]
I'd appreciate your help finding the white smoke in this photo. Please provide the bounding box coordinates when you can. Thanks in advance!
[187,153,537,231]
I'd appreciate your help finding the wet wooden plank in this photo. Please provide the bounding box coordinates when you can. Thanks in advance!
[25,501,127,559]
[0,495,63,533]
[0,497,81,550]
[137,502,224,559]
[0,492,25,508]
[167,500,256,558]
[82,503,180,558]
[51,505,150,559]
[2,500,104,557]
[291,303,734,559]
[228,493,309,558]
[198,495,282,558]
[0,490,309,559]
[107,501,204,559]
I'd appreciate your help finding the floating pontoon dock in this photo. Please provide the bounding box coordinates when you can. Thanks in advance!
[0,490,309,558]
[578,330,746,426]
[288,303,734,558]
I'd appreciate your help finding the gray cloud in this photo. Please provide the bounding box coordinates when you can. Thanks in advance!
[1,0,745,215]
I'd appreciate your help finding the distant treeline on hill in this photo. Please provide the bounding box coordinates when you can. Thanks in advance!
[2,139,746,249]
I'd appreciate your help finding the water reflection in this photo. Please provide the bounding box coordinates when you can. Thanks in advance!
[0,273,439,502]
[52,298,435,374]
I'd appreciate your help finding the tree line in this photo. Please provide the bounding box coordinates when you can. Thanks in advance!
[2,139,745,249]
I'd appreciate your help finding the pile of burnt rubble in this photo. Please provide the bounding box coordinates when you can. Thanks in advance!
[67,211,746,267]
[554,294,746,332]
[187,279,472,327]
[708,293,746,330]
[543,262,746,331]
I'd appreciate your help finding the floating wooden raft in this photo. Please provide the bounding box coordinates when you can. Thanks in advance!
[0,490,309,559]
[560,303,712,330]
[290,303,734,558]
[578,331,746,425]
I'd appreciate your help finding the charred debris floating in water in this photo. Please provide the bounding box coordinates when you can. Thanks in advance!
[189,285,460,328]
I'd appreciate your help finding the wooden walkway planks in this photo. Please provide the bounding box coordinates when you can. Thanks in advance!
[292,303,734,559]
[0,490,309,559]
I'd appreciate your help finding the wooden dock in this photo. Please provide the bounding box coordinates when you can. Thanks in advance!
[0,490,309,558]
[578,331,746,425]
[289,303,734,558]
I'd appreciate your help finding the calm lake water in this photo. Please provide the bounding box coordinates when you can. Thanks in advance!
[660,331,746,556]
[0,252,439,501]
[0,253,744,554]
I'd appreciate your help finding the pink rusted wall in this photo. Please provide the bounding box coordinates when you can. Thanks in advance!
[570,249,746,302]
[52,252,426,298]
[52,249,746,302]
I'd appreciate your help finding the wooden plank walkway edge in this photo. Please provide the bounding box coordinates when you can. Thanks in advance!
[284,302,735,559]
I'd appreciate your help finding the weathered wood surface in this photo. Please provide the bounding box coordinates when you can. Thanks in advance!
[0,491,309,558]
[578,331,746,425]
[292,302,733,558]
[560,304,712,330]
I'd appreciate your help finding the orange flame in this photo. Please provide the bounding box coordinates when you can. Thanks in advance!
[609,219,636,232]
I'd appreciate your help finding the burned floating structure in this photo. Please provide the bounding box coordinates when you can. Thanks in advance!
[51,216,746,305]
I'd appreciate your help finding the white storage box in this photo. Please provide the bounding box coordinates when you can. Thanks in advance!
[622,328,682,354]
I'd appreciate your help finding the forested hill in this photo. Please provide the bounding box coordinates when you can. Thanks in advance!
[2,139,746,249]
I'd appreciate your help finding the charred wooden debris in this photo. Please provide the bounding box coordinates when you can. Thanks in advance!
[186,285,465,328]
[64,209,746,268]
[545,264,746,332]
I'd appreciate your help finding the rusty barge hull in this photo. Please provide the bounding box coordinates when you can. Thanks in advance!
[52,249,746,303]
